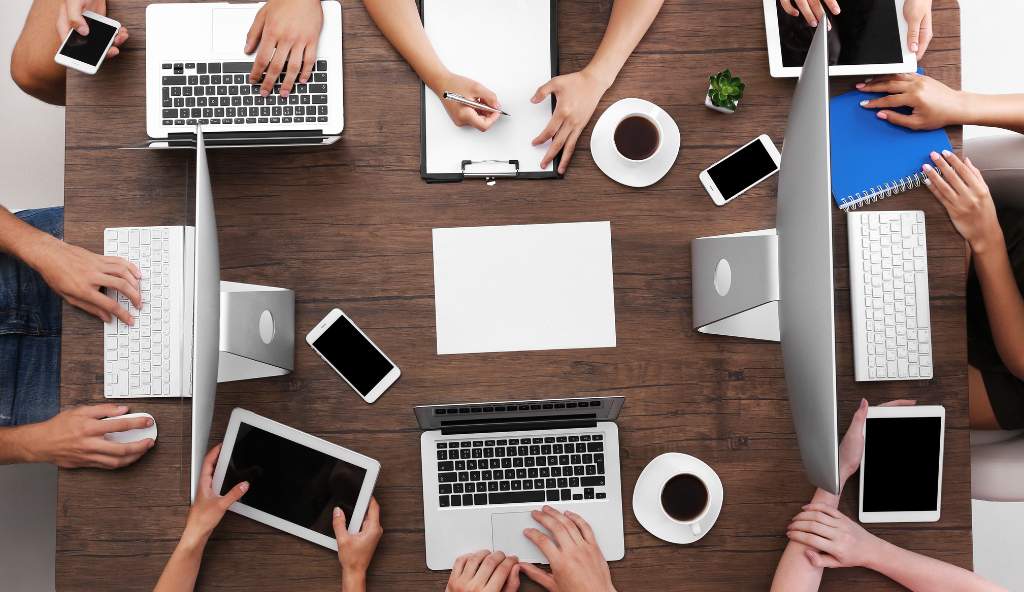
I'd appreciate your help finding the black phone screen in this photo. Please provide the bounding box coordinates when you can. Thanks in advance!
[312,314,395,397]
[59,16,117,66]
[862,416,942,512]
[706,139,778,201]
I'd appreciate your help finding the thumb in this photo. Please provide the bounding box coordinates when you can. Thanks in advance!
[876,109,919,130]
[220,481,249,508]
[501,564,521,592]
[244,8,266,54]
[333,506,350,541]
[905,13,921,54]
[517,563,556,591]
[66,0,88,35]
[532,80,554,104]
[805,549,841,569]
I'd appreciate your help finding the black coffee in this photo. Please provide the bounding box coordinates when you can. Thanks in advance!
[613,115,660,160]
[660,474,709,522]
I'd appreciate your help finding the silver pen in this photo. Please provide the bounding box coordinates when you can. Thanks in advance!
[442,91,510,116]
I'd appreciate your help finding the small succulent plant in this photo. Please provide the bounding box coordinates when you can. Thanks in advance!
[706,70,745,113]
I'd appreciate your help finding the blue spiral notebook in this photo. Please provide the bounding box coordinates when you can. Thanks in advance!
[830,80,952,211]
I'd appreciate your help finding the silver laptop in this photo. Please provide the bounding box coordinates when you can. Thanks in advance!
[145,1,343,147]
[416,396,625,570]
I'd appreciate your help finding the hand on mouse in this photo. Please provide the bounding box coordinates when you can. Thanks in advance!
[446,550,521,592]
[333,497,384,592]
[837,398,916,487]
[245,0,323,97]
[180,443,249,548]
[520,506,616,592]
[19,404,154,468]
[787,503,887,569]
[57,0,129,60]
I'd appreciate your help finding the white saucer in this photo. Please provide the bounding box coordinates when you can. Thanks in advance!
[590,98,680,188]
[632,453,724,544]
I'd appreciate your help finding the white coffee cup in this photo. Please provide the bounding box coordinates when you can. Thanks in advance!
[612,111,663,164]
[659,472,712,536]
[632,453,724,544]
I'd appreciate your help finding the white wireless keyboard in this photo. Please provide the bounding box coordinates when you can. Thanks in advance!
[848,211,933,381]
[103,226,190,398]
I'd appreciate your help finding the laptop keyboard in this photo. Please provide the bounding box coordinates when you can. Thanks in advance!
[436,433,607,508]
[159,60,330,128]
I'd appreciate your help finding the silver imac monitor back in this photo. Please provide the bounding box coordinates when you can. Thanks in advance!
[776,22,840,494]
[191,128,220,501]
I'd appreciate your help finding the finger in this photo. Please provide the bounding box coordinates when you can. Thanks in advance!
[96,273,141,310]
[362,497,381,531]
[68,295,111,323]
[469,551,506,588]
[809,0,826,23]
[786,530,835,553]
[471,82,500,110]
[105,46,119,59]
[540,124,571,170]
[823,0,840,15]
[299,46,315,84]
[931,151,969,195]
[856,80,912,95]
[805,549,842,569]
[860,94,911,110]
[564,510,597,545]
[501,563,521,592]
[280,45,303,96]
[779,0,800,18]
[89,413,152,436]
[103,263,140,293]
[791,510,839,527]
[78,403,129,419]
[66,0,88,35]
[57,4,71,39]
[795,0,819,26]
[89,437,154,458]
[450,553,469,580]
[261,44,289,96]
[906,10,922,55]
[220,480,249,508]
[332,506,350,540]
[531,80,554,105]
[461,108,494,132]
[788,520,837,540]
[518,562,557,591]
[965,156,985,181]
[251,38,275,87]
[532,506,576,547]
[918,12,933,59]
[876,109,921,130]
[104,256,142,280]
[244,7,267,55]
[802,503,845,521]
[523,527,560,560]
[112,27,129,48]
[941,150,976,188]
[202,443,223,476]
[86,289,133,326]
[462,550,490,578]
[879,399,917,407]
[532,115,563,147]
[557,128,583,175]
[484,555,517,592]
[922,163,956,205]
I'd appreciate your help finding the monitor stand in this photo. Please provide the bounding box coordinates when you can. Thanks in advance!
[217,281,295,382]
[691,229,780,342]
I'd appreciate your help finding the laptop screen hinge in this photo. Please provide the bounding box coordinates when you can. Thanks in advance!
[440,418,598,436]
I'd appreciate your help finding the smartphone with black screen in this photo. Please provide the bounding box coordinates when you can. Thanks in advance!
[305,308,401,403]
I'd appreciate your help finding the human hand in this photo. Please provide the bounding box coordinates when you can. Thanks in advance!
[531,68,609,174]
[778,0,839,28]
[29,235,141,325]
[904,0,933,59]
[181,444,249,546]
[26,404,154,468]
[838,398,916,486]
[57,0,129,60]
[520,506,616,592]
[333,497,383,589]
[431,72,502,132]
[787,503,887,569]
[922,150,1003,255]
[245,0,323,97]
[445,550,521,592]
[857,73,967,131]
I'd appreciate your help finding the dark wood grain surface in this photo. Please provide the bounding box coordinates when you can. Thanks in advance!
[58,1,967,590]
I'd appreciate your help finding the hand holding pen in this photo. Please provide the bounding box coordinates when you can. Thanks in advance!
[436,72,505,131]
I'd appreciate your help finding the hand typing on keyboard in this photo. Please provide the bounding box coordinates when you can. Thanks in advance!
[244,0,324,97]
[32,234,141,325]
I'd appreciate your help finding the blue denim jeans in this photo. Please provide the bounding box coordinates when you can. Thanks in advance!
[0,207,63,426]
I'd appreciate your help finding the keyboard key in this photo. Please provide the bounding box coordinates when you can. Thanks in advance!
[439,495,449,508]
[489,491,545,505]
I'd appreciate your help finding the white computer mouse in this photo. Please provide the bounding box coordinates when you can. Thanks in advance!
[101,412,158,444]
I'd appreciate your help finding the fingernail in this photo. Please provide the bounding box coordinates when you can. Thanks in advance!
[333,507,341,517]
[859,100,869,107]
[810,19,818,27]
[911,42,919,52]
[146,418,153,426]
[923,163,933,171]
[942,149,953,157]
[117,405,128,413]
[861,398,868,407]
[240,482,249,492]
[260,90,268,97]
[856,83,865,89]
[930,151,940,160]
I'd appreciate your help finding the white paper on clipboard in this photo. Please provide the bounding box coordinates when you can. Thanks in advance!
[422,0,555,177]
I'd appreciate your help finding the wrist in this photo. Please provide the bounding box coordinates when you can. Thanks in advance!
[179,527,211,553]
[957,91,982,126]
[861,536,895,572]
[969,223,1005,258]
[341,569,366,592]
[422,65,451,98]
[11,225,58,271]
[582,61,616,92]
[0,424,43,464]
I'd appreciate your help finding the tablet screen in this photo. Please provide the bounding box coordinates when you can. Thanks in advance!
[862,416,941,512]
[220,421,368,537]
[776,1,904,67]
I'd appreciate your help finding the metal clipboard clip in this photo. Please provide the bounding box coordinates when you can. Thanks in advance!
[461,160,520,180]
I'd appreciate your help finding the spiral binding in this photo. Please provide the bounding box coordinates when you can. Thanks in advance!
[839,172,925,211]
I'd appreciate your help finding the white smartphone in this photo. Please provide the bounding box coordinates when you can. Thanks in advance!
[53,11,120,75]
[699,134,781,206]
[305,308,401,404]
[859,405,945,523]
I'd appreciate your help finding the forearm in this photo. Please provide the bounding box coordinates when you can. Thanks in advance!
[769,488,841,592]
[154,533,209,592]
[0,207,56,268]
[0,424,42,464]
[973,240,1024,379]
[584,0,665,87]
[341,570,366,592]
[868,540,1007,592]
[961,93,1024,135]
[363,0,448,94]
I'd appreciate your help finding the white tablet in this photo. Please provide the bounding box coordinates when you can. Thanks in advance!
[212,408,380,550]
[859,405,944,523]
[762,0,917,78]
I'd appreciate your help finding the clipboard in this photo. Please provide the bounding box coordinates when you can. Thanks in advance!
[419,0,560,182]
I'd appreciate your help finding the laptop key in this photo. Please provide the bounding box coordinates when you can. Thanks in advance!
[439,484,452,494]
[489,491,545,505]
[580,476,605,487]
[222,62,252,73]
[560,489,572,501]
[596,492,607,499]
[474,493,487,505]
[438,472,457,483]
[439,496,449,508]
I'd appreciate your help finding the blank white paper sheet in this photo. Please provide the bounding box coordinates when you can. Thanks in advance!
[422,0,554,175]
[432,222,617,355]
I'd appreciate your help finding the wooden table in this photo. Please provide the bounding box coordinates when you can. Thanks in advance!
[58,1,969,590]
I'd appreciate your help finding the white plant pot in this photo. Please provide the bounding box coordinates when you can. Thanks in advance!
[705,89,738,114]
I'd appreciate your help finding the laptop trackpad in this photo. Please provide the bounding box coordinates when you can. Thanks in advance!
[491,512,551,565]
[211,8,259,56]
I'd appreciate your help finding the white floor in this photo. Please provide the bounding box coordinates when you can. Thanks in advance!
[1,1,1022,591]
